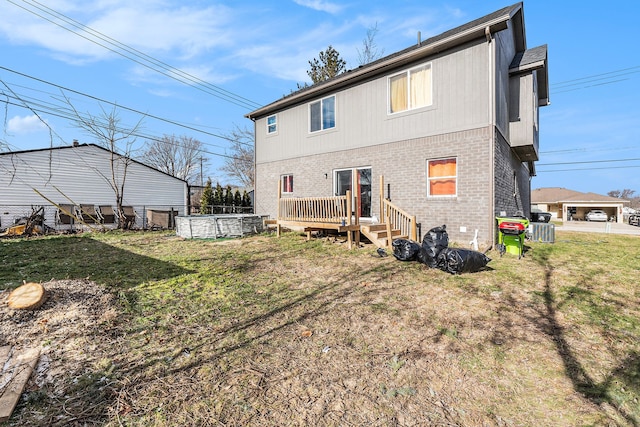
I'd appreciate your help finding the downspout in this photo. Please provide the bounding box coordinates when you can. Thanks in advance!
[486,26,496,247]
[250,116,257,215]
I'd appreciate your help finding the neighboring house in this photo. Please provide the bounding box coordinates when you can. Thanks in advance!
[532,187,628,223]
[0,143,189,230]
[246,2,548,247]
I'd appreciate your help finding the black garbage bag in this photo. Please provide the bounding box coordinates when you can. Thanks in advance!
[392,239,421,261]
[436,248,491,274]
[416,246,430,265]
[420,225,449,268]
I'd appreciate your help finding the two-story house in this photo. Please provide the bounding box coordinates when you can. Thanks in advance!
[246,2,548,248]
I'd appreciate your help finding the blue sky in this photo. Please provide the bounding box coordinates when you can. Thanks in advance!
[0,0,638,195]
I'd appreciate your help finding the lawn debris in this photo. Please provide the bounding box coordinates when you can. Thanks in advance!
[0,346,41,422]
[0,207,49,238]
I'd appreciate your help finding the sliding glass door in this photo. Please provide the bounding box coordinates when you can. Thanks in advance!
[334,167,372,218]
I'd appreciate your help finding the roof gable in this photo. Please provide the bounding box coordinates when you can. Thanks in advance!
[532,187,628,203]
[509,44,549,106]
[247,2,525,119]
[0,144,187,183]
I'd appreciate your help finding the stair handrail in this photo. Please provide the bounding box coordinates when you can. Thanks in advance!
[381,198,417,241]
[379,176,417,242]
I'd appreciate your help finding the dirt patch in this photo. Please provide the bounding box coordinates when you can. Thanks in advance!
[0,279,121,423]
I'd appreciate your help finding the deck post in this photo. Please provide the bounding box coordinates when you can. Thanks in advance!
[385,216,393,250]
[277,182,282,237]
[410,215,417,241]
[379,175,384,223]
[345,190,352,225]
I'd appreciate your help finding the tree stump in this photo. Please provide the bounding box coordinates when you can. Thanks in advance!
[7,282,47,310]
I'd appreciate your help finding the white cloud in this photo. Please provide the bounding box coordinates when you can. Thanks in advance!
[293,0,343,14]
[7,115,49,134]
[0,1,234,63]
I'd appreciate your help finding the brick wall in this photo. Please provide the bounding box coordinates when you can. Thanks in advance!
[255,126,502,248]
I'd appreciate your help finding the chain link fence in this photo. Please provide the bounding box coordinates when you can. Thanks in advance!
[1,203,256,233]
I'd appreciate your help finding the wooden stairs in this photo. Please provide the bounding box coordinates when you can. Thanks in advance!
[360,223,408,248]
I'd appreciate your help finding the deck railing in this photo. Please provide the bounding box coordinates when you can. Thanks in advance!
[278,187,356,225]
[381,198,417,241]
[379,176,417,242]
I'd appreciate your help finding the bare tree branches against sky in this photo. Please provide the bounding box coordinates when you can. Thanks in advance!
[0,0,638,193]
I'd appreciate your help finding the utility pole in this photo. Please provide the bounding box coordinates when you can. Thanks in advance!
[200,156,204,187]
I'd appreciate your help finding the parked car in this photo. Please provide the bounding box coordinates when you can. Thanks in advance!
[530,208,552,223]
[629,212,640,227]
[585,209,608,222]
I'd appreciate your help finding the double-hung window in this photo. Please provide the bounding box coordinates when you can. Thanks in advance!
[427,158,457,197]
[388,63,432,114]
[267,114,277,134]
[309,95,336,132]
[281,174,293,194]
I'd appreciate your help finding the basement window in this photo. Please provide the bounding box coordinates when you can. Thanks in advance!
[427,158,457,197]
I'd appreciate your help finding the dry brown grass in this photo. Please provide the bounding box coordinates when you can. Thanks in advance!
[1,230,639,426]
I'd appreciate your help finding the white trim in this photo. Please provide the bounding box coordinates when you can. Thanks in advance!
[426,157,458,198]
[387,62,433,115]
[308,94,336,133]
[266,114,278,135]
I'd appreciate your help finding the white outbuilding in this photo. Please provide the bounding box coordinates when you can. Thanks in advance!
[0,143,189,231]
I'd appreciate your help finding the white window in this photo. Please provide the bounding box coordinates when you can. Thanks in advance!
[281,174,293,194]
[388,63,432,114]
[267,114,277,134]
[427,158,457,197]
[309,95,336,132]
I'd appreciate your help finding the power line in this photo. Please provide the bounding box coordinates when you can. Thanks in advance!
[1,98,241,161]
[550,66,640,87]
[538,158,640,166]
[540,145,637,155]
[7,0,262,110]
[0,66,254,148]
[537,164,640,172]
[549,66,640,95]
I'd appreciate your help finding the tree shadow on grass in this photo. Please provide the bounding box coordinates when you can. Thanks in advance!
[116,257,405,380]
[529,256,639,426]
[0,234,192,290]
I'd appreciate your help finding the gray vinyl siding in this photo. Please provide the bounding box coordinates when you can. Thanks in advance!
[0,145,188,227]
[250,9,546,248]
[255,38,492,165]
[508,71,540,160]
[495,24,516,138]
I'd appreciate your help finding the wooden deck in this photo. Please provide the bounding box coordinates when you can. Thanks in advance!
[276,189,361,248]
[274,176,417,249]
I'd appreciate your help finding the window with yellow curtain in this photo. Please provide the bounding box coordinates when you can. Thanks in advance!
[427,158,457,197]
[388,63,432,114]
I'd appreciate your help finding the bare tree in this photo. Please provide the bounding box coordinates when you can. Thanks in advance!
[219,125,254,188]
[357,23,385,65]
[65,97,144,229]
[140,134,206,184]
[608,189,636,199]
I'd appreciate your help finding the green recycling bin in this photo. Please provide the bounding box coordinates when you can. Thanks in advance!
[496,217,529,258]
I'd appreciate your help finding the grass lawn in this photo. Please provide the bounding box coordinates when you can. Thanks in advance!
[1,230,639,426]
